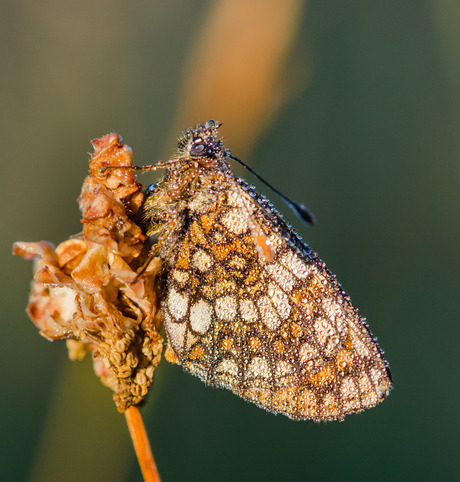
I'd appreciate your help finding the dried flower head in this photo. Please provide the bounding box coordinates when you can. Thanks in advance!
[13,133,163,412]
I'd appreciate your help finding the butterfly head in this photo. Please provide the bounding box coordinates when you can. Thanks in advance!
[177,119,225,160]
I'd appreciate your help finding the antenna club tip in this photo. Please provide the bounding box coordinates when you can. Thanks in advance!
[294,202,316,225]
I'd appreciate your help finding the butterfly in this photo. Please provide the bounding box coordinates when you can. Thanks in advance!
[140,120,392,421]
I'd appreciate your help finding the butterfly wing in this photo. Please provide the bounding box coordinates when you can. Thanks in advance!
[160,179,392,421]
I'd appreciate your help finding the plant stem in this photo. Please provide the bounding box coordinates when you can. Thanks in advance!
[125,406,160,482]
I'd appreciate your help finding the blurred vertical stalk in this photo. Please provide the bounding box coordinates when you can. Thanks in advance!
[125,407,160,482]
[171,0,307,157]
[28,358,132,482]
[432,2,460,164]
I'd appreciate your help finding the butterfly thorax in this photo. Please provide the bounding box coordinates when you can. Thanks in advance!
[142,120,234,259]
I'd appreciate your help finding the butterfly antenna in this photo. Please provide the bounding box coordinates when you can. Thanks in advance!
[229,154,316,225]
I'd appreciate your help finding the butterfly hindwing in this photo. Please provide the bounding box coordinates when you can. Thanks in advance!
[160,179,392,421]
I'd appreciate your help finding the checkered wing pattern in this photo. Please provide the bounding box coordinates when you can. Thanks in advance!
[161,180,392,421]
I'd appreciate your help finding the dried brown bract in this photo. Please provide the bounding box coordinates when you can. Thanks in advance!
[13,133,163,412]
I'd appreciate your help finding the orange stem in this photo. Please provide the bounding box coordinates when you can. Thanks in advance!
[125,406,161,482]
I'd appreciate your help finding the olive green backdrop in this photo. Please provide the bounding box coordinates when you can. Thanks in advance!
[2,1,459,481]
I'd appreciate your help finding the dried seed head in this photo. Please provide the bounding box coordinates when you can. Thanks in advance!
[13,133,163,412]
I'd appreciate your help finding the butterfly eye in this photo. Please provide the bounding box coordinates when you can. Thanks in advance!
[190,142,206,157]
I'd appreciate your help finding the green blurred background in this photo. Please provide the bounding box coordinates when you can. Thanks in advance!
[2,1,459,481]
